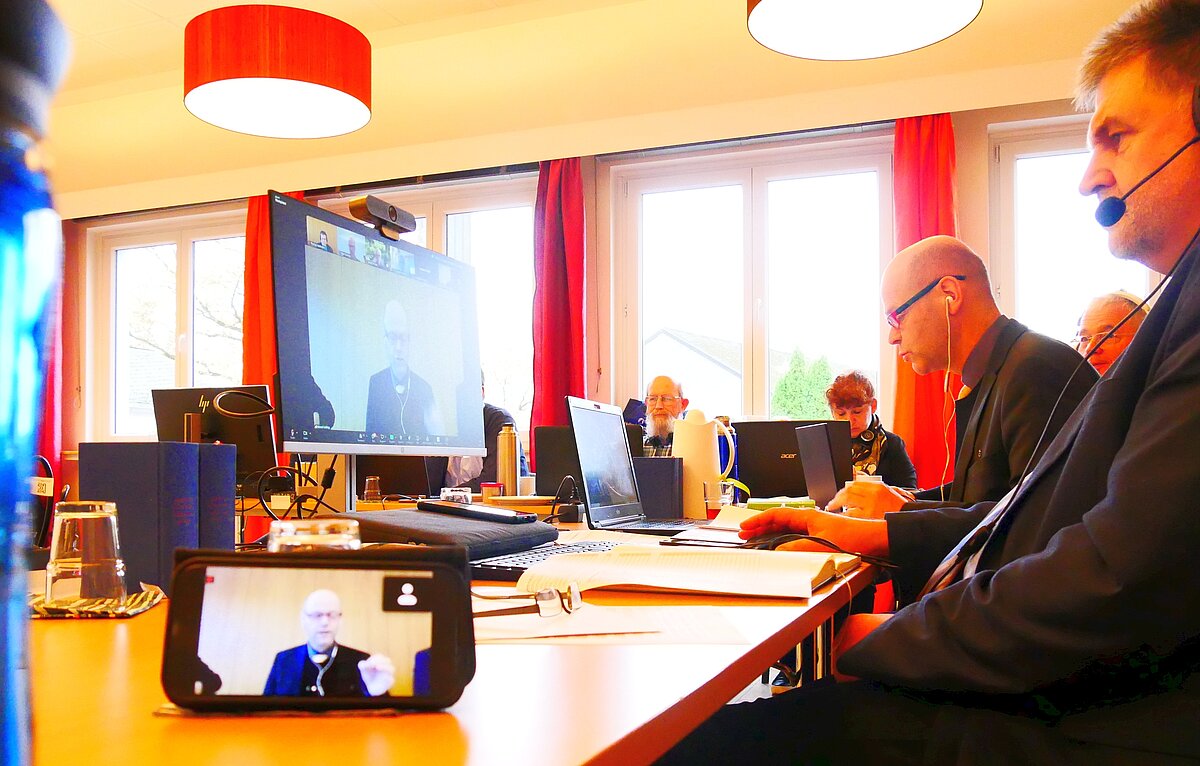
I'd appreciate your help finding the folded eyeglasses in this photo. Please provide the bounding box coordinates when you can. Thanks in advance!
[471,583,584,618]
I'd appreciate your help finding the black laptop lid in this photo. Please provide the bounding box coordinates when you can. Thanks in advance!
[565,397,645,527]
[731,420,829,497]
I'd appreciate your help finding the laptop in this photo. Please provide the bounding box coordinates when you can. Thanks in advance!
[794,422,854,507]
[731,419,833,498]
[533,423,645,497]
[566,396,707,535]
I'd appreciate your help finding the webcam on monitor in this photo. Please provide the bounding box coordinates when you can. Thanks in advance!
[348,195,416,241]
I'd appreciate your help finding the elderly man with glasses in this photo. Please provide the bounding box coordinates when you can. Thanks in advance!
[1074,290,1150,376]
[642,375,690,456]
[826,235,1097,525]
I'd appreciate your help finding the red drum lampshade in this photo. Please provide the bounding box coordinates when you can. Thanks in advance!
[184,5,371,139]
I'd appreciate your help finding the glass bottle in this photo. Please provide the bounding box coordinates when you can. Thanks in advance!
[1,4,70,765]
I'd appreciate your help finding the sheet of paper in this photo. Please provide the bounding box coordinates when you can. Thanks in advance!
[667,526,746,544]
[703,504,762,530]
[473,604,749,644]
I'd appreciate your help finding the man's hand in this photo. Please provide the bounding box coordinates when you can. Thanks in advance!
[358,654,396,696]
[740,507,890,557]
[832,613,891,682]
[826,482,914,519]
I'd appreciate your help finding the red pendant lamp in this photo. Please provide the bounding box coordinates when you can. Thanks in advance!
[184,5,371,139]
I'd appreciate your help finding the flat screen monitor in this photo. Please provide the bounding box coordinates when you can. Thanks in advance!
[152,385,278,484]
[268,191,485,457]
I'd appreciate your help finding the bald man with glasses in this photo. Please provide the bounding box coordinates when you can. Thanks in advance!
[826,236,1097,534]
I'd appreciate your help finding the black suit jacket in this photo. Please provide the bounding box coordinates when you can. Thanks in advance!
[364,368,435,437]
[843,240,1200,758]
[910,317,1096,508]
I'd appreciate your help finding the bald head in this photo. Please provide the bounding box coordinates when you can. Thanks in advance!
[883,236,994,305]
[301,589,343,652]
[882,236,1002,376]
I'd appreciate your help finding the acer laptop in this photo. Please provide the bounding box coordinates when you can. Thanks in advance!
[731,420,832,498]
[565,396,706,535]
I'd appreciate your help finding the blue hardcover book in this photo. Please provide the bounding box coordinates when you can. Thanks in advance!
[197,443,236,550]
[79,442,199,594]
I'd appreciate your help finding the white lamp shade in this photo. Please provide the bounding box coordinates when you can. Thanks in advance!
[747,0,984,61]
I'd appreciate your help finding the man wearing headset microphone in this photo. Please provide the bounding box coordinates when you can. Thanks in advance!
[658,1,1200,763]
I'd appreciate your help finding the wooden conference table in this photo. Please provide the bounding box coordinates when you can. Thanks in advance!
[30,566,873,766]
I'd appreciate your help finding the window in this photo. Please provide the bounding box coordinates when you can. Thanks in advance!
[608,133,895,421]
[320,176,537,438]
[88,205,248,439]
[992,127,1155,344]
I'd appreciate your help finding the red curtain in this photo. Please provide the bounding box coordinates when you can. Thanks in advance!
[891,115,961,491]
[242,191,304,539]
[530,159,586,469]
[36,279,62,543]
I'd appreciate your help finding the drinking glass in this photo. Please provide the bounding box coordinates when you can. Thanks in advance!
[268,518,361,552]
[44,502,127,604]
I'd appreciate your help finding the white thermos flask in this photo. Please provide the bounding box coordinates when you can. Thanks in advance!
[497,424,519,496]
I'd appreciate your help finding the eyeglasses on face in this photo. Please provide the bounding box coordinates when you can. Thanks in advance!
[1072,331,1132,351]
[645,395,680,405]
[471,582,584,618]
[885,275,966,329]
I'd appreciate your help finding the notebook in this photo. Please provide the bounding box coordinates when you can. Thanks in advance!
[565,396,707,535]
[730,419,831,498]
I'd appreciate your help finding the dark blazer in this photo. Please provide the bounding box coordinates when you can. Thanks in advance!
[843,240,1200,759]
[263,644,370,696]
[874,428,917,489]
[364,368,436,437]
[910,317,1096,508]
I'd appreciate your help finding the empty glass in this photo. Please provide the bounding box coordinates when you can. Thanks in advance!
[267,518,361,552]
[45,501,127,604]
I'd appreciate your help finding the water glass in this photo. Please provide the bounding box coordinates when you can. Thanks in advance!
[44,501,127,604]
[268,518,361,552]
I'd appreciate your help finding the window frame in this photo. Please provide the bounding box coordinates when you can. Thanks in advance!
[84,203,248,441]
[989,116,1160,323]
[603,131,896,420]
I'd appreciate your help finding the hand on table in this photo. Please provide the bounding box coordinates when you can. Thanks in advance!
[358,654,396,696]
[832,612,891,682]
[827,482,914,519]
[739,507,890,558]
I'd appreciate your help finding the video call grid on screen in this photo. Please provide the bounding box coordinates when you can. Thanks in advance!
[270,192,486,456]
[196,566,433,697]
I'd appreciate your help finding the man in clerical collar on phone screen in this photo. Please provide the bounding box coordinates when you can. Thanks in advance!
[263,589,395,697]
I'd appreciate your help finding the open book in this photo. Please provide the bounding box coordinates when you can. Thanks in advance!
[515,544,860,599]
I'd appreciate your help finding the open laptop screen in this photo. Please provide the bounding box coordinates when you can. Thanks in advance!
[565,397,642,526]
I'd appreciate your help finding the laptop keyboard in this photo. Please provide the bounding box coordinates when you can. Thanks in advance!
[472,540,620,581]
[628,519,703,529]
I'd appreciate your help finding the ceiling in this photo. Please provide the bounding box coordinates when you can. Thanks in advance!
[44,0,1137,219]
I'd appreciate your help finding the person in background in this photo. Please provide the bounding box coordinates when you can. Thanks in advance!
[1074,290,1149,376]
[825,236,1096,519]
[439,373,529,491]
[825,371,916,489]
[642,375,689,456]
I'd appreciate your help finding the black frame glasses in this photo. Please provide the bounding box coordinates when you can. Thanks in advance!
[885,275,966,328]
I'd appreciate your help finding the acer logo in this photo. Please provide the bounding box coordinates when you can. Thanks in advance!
[780,453,797,460]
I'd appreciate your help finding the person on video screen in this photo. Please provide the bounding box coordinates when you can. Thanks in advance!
[263,589,395,697]
[365,300,443,438]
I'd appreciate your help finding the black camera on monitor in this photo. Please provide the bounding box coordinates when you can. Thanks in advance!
[347,194,416,241]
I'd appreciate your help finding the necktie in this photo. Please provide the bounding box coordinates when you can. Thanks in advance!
[915,484,1018,598]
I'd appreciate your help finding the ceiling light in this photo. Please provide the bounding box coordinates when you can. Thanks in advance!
[184,5,371,139]
[747,0,983,61]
